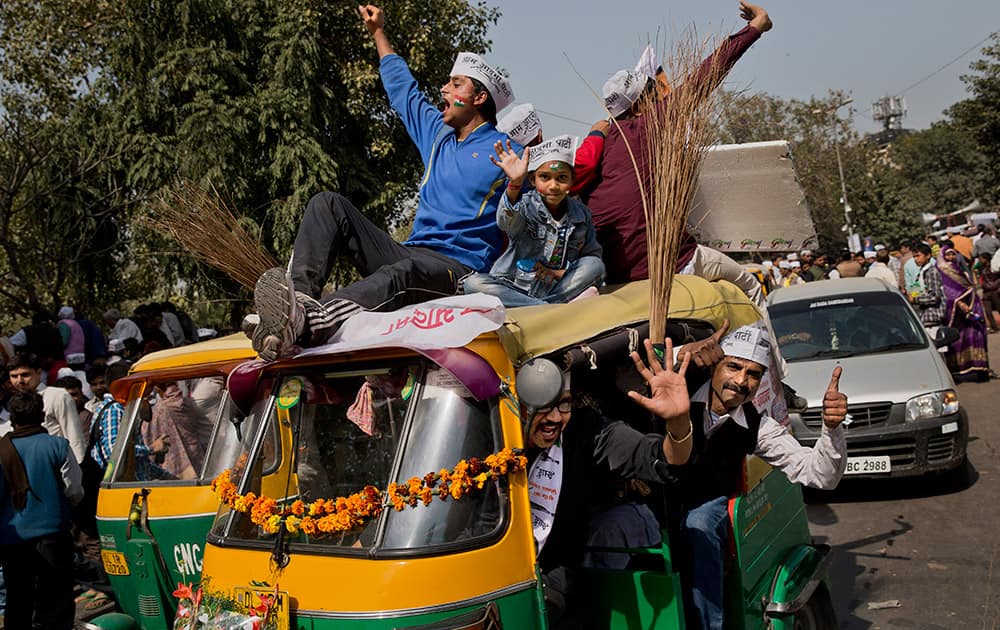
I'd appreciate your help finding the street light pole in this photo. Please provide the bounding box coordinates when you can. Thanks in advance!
[815,98,855,250]
[831,114,853,247]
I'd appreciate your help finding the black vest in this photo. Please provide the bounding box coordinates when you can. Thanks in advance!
[678,400,762,509]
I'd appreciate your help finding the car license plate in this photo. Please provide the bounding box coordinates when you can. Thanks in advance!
[233,587,290,630]
[100,550,130,576]
[845,456,891,475]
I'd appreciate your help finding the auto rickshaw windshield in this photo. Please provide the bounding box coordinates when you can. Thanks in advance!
[209,359,506,556]
[110,375,237,484]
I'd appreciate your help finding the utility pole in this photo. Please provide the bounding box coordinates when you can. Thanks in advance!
[815,98,855,251]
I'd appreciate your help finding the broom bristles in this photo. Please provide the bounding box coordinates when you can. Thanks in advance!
[643,29,728,343]
[145,181,278,291]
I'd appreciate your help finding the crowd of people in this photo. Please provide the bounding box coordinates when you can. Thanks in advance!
[758,225,999,382]
[235,4,840,629]
[0,301,217,627]
[0,0,900,626]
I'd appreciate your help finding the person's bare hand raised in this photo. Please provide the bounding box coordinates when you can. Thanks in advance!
[357,5,385,34]
[489,140,529,187]
[628,338,692,423]
[822,366,848,428]
[677,318,730,369]
[739,1,772,33]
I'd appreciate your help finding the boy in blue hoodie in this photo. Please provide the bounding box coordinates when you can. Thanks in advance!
[463,135,605,306]
[248,4,519,360]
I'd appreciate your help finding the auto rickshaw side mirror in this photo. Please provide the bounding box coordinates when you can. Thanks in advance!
[515,358,564,410]
[933,326,960,348]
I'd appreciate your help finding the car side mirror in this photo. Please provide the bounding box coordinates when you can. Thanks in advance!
[515,358,564,411]
[933,326,960,348]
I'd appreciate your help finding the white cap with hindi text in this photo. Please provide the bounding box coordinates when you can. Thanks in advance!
[720,321,771,368]
[498,103,541,146]
[603,70,646,118]
[450,52,514,112]
[527,135,577,173]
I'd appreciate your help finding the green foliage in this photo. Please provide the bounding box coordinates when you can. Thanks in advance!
[713,89,879,250]
[949,33,1000,202]
[0,0,499,329]
[713,86,994,251]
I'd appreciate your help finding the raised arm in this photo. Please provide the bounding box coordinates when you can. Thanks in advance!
[756,366,848,489]
[627,338,694,465]
[663,1,771,112]
[358,5,395,58]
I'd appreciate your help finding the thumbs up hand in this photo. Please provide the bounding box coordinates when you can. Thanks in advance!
[822,366,848,428]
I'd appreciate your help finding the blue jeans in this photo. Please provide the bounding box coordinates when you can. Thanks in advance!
[462,256,604,307]
[683,496,730,630]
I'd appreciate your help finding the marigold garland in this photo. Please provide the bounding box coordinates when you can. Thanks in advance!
[211,448,527,536]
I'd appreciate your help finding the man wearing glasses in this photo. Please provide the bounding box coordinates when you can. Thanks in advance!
[526,338,694,627]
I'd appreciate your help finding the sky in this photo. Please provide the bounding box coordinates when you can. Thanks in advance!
[486,0,1000,139]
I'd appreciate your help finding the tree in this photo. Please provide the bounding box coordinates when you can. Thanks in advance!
[0,95,134,324]
[0,0,501,327]
[949,33,1000,202]
[713,89,883,250]
[857,123,988,242]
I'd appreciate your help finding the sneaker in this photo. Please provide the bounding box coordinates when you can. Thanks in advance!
[241,313,260,338]
[253,268,305,361]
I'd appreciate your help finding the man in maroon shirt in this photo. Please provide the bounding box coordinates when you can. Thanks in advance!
[578,1,773,284]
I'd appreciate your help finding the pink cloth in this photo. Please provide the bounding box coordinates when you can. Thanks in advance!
[142,384,206,478]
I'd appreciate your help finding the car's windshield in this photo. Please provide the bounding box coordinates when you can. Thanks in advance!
[211,360,503,555]
[769,292,927,362]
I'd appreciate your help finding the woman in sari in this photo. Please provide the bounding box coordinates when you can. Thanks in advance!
[938,245,991,381]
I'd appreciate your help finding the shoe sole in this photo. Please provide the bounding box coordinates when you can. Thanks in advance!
[254,268,295,360]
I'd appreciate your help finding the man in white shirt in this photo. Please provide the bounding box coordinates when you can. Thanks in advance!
[7,354,87,463]
[865,249,900,289]
[635,321,847,629]
[103,308,144,347]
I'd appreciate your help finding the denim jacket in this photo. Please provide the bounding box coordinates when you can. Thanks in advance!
[488,189,603,279]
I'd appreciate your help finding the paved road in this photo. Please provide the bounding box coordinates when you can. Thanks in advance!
[806,333,1000,629]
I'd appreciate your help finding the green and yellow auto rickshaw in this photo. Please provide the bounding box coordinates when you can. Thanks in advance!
[162,278,836,629]
[89,335,295,630]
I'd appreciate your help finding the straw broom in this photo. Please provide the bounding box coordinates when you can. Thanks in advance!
[145,180,278,290]
[641,30,728,343]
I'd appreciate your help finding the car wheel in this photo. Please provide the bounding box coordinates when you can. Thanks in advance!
[792,584,837,630]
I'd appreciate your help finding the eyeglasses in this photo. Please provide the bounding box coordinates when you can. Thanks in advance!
[538,400,572,414]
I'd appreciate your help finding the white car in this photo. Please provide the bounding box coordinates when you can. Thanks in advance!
[768,278,968,479]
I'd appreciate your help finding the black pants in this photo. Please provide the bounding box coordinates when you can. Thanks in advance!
[0,532,75,629]
[983,289,1000,331]
[290,192,472,310]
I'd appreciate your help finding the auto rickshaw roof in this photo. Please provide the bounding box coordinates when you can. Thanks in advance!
[498,276,762,364]
[129,333,256,373]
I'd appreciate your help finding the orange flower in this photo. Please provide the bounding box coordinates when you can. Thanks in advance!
[474,472,489,490]
[173,582,193,601]
[387,483,406,511]
[233,491,257,512]
[419,487,433,506]
[300,517,317,535]
[406,476,422,495]
[211,449,524,539]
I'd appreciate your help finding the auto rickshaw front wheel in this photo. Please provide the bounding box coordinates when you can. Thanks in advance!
[791,584,836,630]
